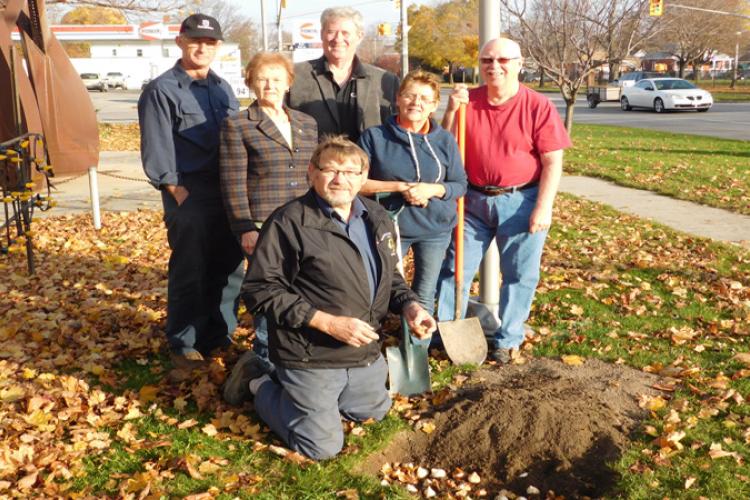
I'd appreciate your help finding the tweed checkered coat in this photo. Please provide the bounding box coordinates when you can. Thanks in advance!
[220,101,318,236]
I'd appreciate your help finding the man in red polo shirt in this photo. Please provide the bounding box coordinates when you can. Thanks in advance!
[436,38,572,363]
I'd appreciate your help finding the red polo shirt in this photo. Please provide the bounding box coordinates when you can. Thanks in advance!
[464,85,572,187]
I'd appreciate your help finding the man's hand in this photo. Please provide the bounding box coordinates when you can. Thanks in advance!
[529,205,553,233]
[402,301,437,339]
[165,185,190,206]
[446,84,469,113]
[240,231,259,256]
[309,311,380,347]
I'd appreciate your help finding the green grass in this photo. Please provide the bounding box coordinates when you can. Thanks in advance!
[567,124,750,215]
[55,197,746,498]
[4,195,750,498]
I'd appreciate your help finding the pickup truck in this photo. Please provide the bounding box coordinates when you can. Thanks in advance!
[80,73,107,92]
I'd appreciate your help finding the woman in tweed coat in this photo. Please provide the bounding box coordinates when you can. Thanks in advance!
[219,52,318,372]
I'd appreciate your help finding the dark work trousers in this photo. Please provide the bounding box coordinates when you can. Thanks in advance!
[161,172,244,356]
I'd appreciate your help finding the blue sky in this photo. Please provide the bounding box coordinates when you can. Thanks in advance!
[235,0,434,31]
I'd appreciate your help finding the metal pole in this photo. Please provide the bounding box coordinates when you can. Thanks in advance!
[88,167,101,230]
[467,0,502,333]
[400,0,409,77]
[260,0,268,51]
[732,32,740,89]
[276,0,283,52]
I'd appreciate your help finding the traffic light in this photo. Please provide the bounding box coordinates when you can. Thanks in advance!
[649,0,663,17]
[377,23,392,36]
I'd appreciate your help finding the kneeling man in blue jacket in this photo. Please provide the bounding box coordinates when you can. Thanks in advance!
[224,135,436,460]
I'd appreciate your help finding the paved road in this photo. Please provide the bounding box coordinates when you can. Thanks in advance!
[546,95,750,141]
[89,89,141,123]
[435,89,749,141]
[92,88,749,142]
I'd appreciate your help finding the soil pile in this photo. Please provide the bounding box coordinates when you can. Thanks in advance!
[366,358,664,497]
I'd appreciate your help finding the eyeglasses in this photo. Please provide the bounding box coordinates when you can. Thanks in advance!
[400,92,436,104]
[480,56,519,65]
[316,167,363,179]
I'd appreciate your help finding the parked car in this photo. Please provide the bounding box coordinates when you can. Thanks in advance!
[614,71,666,88]
[620,78,712,113]
[104,72,127,90]
[80,73,107,92]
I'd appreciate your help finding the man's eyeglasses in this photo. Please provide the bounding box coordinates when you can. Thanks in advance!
[480,56,519,65]
[316,167,363,179]
[400,92,436,104]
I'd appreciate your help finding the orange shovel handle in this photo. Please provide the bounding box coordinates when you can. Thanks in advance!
[454,104,466,321]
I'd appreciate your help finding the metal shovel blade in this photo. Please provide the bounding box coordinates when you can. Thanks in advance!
[387,318,431,396]
[438,317,487,365]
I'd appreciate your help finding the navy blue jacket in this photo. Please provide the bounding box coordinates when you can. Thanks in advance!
[358,115,467,238]
[138,61,239,188]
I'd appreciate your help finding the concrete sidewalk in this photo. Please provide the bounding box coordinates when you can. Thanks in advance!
[41,151,750,246]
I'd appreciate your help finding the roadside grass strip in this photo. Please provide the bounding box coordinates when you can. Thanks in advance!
[567,124,750,216]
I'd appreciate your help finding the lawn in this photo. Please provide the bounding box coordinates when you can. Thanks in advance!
[1,195,748,498]
[567,124,750,215]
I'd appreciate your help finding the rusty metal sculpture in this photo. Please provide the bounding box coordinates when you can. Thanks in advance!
[1,0,99,273]
[1,0,99,174]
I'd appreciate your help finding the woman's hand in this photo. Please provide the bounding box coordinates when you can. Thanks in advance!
[403,183,445,207]
[241,231,259,256]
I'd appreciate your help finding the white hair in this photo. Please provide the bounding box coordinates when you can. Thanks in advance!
[320,7,364,36]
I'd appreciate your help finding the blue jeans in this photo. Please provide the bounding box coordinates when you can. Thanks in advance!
[436,186,548,349]
[242,249,273,373]
[254,354,391,460]
[400,231,452,315]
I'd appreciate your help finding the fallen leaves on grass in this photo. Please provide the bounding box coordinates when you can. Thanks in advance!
[0,195,748,497]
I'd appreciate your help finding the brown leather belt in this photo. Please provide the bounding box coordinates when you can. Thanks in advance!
[468,181,539,196]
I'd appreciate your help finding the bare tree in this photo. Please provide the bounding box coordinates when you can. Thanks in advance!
[660,0,743,80]
[598,0,663,82]
[502,0,631,131]
[46,0,184,13]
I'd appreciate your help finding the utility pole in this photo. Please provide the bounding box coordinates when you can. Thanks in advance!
[400,0,409,77]
[468,0,502,333]
[276,0,283,52]
[260,0,268,51]
[732,31,741,89]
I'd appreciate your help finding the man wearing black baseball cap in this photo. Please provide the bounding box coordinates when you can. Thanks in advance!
[179,13,224,41]
[138,14,243,380]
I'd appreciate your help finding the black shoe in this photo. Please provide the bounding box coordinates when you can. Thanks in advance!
[489,348,511,364]
[223,351,266,406]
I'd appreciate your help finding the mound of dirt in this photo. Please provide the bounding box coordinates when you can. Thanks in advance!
[363,358,664,497]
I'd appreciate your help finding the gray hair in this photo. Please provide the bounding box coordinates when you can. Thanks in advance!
[320,7,364,36]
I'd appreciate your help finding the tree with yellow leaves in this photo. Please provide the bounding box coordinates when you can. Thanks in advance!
[405,0,479,83]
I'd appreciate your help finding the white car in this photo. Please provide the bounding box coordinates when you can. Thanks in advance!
[620,78,712,113]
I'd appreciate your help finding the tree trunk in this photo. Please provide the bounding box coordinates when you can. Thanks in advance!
[678,60,686,79]
[539,67,545,88]
[564,98,575,132]
[608,58,622,82]
[693,59,701,82]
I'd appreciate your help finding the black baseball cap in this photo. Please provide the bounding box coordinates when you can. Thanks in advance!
[179,14,223,41]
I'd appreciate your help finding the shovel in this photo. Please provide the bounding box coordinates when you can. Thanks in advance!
[437,104,488,366]
[377,193,431,396]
